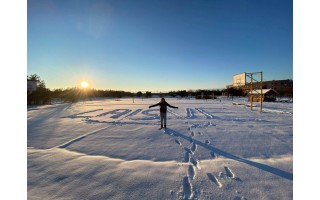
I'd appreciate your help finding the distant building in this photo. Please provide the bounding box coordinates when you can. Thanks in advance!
[227,79,293,97]
[261,80,293,96]
[249,89,279,102]
[27,80,37,94]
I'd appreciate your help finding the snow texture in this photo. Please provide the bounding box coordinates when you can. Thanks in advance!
[28,97,293,199]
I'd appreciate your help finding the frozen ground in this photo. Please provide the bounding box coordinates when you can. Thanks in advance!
[28,97,293,199]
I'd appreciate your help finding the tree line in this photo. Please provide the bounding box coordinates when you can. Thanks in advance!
[27,74,155,105]
[167,88,245,99]
[27,74,245,105]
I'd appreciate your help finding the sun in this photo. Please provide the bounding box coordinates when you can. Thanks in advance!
[81,81,89,88]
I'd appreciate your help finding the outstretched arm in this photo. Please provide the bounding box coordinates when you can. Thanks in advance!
[166,102,178,109]
[149,103,160,108]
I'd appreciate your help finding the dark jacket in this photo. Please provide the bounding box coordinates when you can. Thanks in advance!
[149,101,178,113]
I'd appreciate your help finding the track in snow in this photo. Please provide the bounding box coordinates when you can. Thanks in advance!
[207,173,222,188]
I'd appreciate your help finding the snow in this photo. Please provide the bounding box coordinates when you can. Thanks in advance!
[249,89,277,95]
[28,97,293,199]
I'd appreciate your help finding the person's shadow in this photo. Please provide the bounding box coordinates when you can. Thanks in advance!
[164,128,293,181]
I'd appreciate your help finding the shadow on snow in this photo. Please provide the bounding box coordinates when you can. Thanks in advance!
[164,128,293,181]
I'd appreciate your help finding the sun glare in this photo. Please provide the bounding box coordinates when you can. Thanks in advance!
[81,81,88,88]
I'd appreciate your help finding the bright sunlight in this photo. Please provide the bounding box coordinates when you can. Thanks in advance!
[81,81,89,88]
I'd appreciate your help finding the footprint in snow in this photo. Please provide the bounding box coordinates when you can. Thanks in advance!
[184,152,190,163]
[190,143,197,153]
[207,173,222,188]
[210,151,216,159]
[224,166,235,178]
[188,165,196,180]
[190,157,201,169]
[182,176,193,200]
[184,147,193,155]
[191,131,195,137]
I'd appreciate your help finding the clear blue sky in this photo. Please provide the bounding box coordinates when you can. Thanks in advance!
[27,0,292,92]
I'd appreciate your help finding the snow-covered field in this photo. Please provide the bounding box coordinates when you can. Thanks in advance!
[28,97,293,200]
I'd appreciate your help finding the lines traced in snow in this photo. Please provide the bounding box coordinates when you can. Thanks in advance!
[188,122,216,131]
[54,126,110,149]
[168,108,216,119]
[186,108,196,119]
[96,109,132,119]
[63,109,103,118]
[262,108,293,115]
[207,173,222,188]
[195,108,214,119]
[168,109,185,119]
[95,110,114,117]
[64,108,220,131]
[140,109,159,120]
[110,109,132,119]
[123,109,142,118]
[84,119,159,126]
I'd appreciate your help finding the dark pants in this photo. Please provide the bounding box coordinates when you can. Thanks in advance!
[160,112,167,127]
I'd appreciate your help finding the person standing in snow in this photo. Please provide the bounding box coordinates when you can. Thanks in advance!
[149,98,178,129]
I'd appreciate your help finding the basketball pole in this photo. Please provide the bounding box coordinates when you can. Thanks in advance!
[250,74,253,111]
[233,72,263,112]
[260,72,263,113]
